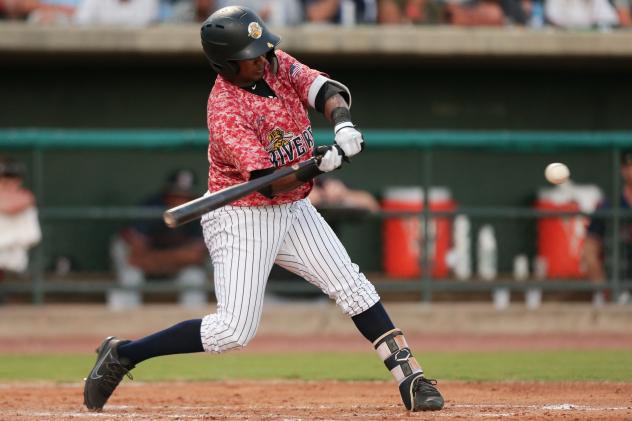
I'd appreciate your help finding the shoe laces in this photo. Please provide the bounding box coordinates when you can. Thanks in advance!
[100,360,133,391]
[414,377,438,391]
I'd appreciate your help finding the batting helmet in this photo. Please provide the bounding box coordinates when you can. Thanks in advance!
[200,6,281,77]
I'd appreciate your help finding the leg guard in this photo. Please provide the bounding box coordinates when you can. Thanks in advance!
[373,328,444,411]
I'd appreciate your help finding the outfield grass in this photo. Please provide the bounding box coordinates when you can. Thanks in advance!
[1,351,631,383]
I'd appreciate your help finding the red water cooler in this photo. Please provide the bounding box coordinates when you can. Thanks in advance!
[382,187,456,278]
[535,186,596,278]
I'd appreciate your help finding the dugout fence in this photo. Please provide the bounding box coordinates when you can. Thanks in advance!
[1,129,631,304]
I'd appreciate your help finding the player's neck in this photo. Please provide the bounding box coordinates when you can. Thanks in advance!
[234,76,263,88]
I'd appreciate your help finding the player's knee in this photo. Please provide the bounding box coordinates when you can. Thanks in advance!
[216,325,256,352]
[322,273,380,316]
[200,314,259,353]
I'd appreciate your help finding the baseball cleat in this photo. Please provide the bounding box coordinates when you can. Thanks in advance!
[83,336,134,411]
[399,373,444,411]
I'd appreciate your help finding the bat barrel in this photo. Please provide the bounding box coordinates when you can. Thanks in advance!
[162,160,316,228]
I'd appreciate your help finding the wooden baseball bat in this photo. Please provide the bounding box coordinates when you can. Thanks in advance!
[163,158,318,228]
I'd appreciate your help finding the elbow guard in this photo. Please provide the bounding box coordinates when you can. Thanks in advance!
[308,75,352,113]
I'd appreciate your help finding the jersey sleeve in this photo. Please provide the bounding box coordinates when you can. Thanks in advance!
[208,96,273,178]
[276,50,324,107]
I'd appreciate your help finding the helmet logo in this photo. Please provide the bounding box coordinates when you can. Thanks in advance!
[267,42,274,48]
[248,22,262,39]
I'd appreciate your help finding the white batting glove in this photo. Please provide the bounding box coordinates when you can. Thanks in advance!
[317,146,343,173]
[334,122,364,158]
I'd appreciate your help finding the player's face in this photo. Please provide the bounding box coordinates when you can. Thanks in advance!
[235,55,267,86]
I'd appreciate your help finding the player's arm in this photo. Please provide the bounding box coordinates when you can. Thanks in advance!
[125,229,206,275]
[583,234,606,282]
[251,145,343,197]
[274,51,362,158]
[310,76,364,158]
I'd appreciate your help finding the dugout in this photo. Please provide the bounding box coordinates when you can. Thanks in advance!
[2,25,632,303]
[1,129,631,304]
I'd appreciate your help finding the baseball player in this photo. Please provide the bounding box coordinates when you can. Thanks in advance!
[83,6,444,413]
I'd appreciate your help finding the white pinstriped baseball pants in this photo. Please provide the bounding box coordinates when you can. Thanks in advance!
[199,198,380,353]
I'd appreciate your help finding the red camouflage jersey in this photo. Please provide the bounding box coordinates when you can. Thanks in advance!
[206,49,322,206]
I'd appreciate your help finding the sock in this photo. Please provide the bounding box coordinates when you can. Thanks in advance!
[351,301,395,342]
[117,319,204,366]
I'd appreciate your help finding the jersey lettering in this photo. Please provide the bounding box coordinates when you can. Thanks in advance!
[266,126,312,167]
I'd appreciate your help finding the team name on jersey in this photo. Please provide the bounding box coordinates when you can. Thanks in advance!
[266,126,315,167]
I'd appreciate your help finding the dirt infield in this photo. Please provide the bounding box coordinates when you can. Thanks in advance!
[2,380,631,420]
[1,304,631,419]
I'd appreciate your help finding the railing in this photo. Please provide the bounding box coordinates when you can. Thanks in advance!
[2,129,631,304]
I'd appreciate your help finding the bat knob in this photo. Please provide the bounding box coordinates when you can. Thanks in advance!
[163,211,177,228]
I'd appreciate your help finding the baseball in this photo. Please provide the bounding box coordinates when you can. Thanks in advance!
[545,162,570,184]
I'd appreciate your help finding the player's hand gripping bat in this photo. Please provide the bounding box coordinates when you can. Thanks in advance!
[163,146,341,228]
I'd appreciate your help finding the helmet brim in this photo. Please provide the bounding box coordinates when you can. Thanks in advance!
[230,31,281,61]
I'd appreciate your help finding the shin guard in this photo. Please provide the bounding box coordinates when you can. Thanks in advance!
[373,328,423,410]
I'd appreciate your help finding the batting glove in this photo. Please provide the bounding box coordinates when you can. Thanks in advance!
[316,145,343,173]
[334,122,364,158]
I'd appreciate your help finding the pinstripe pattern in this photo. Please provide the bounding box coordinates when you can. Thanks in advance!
[199,198,380,353]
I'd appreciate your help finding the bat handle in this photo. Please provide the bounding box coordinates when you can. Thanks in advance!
[314,144,349,163]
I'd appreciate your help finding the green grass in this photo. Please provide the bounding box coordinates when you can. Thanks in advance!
[1,350,631,383]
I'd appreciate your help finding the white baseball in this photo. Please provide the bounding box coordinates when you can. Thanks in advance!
[545,162,570,185]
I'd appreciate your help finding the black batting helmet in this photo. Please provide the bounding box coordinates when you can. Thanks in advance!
[200,6,281,77]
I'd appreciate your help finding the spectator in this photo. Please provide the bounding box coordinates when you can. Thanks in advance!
[304,0,377,24]
[308,176,380,212]
[74,0,159,26]
[545,0,619,29]
[583,150,632,305]
[0,156,41,278]
[27,0,78,24]
[0,0,40,20]
[444,0,505,26]
[110,168,209,308]
[499,0,527,24]
[308,176,380,235]
[213,0,303,25]
[615,0,632,27]
[377,0,430,24]
[158,0,214,22]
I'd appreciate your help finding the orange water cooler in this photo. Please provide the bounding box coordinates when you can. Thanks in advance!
[535,187,593,278]
[382,187,456,278]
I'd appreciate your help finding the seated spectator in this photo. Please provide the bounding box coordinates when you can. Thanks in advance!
[309,176,380,213]
[0,0,40,20]
[27,0,78,24]
[74,0,159,26]
[378,0,440,24]
[444,0,505,26]
[615,0,632,27]
[499,0,526,24]
[545,0,619,29]
[583,150,632,305]
[304,0,377,24]
[110,168,209,308]
[213,0,303,25]
[308,176,379,233]
[159,0,214,22]
[0,156,41,278]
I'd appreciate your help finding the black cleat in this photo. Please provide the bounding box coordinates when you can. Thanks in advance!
[83,336,134,411]
[399,373,444,411]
